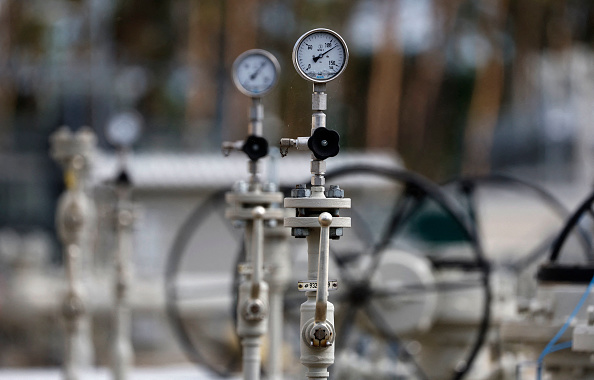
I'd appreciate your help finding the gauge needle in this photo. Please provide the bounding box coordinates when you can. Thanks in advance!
[250,61,267,80]
[312,45,338,63]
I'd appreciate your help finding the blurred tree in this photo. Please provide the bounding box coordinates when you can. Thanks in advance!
[185,0,259,148]
[365,1,403,150]
[221,0,260,142]
[399,0,464,179]
[0,1,17,149]
[462,0,509,175]
[114,0,176,62]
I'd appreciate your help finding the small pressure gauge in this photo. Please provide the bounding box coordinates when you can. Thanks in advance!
[105,111,143,148]
[232,49,280,97]
[293,28,348,83]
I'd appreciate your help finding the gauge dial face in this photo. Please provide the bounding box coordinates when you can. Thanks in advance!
[293,28,348,83]
[105,111,143,148]
[232,49,280,97]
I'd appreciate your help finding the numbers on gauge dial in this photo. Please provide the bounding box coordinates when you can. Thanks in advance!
[234,53,277,95]
[296,32,346,81]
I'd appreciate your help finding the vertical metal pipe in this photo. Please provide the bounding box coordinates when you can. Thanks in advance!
[242,336,262,380]
[64,243,81,380]
[238,205,267,380]
[249,97,264,136]
[112,190,134,380]
[268,288,284,380]
[265,225,290,380]
[307,229,321,282]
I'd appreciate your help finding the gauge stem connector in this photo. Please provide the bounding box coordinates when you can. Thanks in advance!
[221,97,264,154]
[312,83,328,116]
[248,97,264,186]
[249,97,264,137]
[248,160,261,188]
[311,83,327,187]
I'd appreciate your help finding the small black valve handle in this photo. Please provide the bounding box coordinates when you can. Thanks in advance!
[307,127,340,160]
[114,169,132,187]
[242,135,269,161]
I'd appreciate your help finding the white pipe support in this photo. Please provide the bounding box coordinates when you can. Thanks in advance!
[267,289,285,380]
[62,244,82,380]
[242,336,263,380]
[62,243,94,380]
[237,279,268,379]
[112,194,135,380]
[263,224,291,380]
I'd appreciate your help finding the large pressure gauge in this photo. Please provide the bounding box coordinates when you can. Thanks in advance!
[232,49,280,97]
[293,28,348,83]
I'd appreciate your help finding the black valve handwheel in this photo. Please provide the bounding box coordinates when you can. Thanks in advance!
[319,165,489,380]
[441,174,592,272]
[308,127,340,160]
[242,135,269,161]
